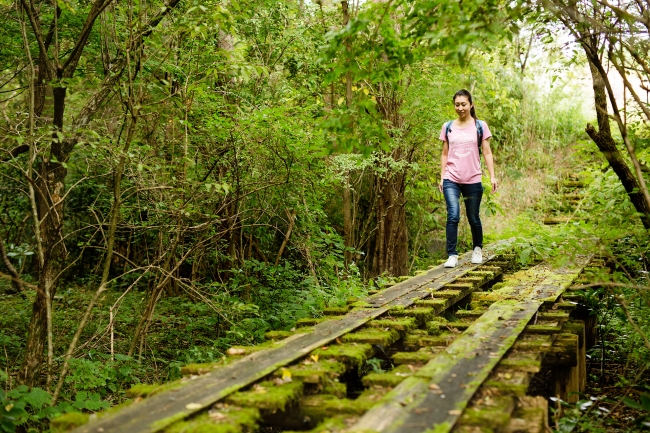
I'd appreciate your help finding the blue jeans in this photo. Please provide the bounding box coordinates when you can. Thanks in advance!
[443,179,483,257]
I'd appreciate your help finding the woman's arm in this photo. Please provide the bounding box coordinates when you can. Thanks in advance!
[439,141,449,193]
[481,138,498,192]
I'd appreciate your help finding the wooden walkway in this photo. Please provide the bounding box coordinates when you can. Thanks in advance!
[56,241,604,433]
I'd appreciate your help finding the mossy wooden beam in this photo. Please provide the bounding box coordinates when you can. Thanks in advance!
[454,396,515,431]
[164,405,260,433]
[542,333,578,367]
[502,396,549,433]
[312,343,375,368]
[297,316,345,327]
[225,380,303,413]
[392,348,442,365]
[271,359,346,384]
[366,317,418,332]
[363,364,421,389]
[341,328,400,346]
[388,306,435,325]
[323,306,351,316]
[300,389,389,423]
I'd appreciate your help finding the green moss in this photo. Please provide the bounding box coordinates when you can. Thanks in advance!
[366,317,417,332]
[498,358,541,372]
[181,361,227,376]
[537,311,570,320]
[513,335,552,351]
[483,380,528,396]
[433,289,464,298]
[323,306,350,316]
[349,301,372,308]
[445,321,470,331]
[392,349,439,365]
[362,365,417,388]
[225,380,303,413]
[301,389,388,422]
[426,422,456,433]
[454,309,486,319]
[164,406,261,433]
[224,339,285,355]
[320,380,347,398]
[296,317,332,327]
[126,378,185,398]
[264,330,295,341]
[467,270,496,280]
[342,328,400,346]
[425,317,449,336]
[389,307,434,325]
[525,324,562,334]
[346,297,360,304]
[312,343,375,368]
[441,283,473,292]
[456,277,484,287]
[51,412,90,433]
[458,396,514,428]
[271,359,347,384]
[286,416,349,433]
[404,332,455,350]
[554,301,577,311]
[459,406,512,428]
[413,299,448,313]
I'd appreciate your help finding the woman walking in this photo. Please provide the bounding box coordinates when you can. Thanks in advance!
[439,89,498,268]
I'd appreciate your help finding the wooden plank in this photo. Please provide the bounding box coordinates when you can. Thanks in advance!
[71,241,511,433]
[348,256,591,433]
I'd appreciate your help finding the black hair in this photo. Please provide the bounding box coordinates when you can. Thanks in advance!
[453,89,476,120]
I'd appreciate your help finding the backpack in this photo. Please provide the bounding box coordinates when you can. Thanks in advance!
[444,119,484,158]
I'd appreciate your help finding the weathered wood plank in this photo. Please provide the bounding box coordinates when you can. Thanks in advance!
[348,256,591,433]
[71,242,512,433]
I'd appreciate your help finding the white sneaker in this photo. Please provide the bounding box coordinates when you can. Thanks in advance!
[471,247,482,264]
[444,255,458,268]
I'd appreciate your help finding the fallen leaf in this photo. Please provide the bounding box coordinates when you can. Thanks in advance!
[429,383,440,390]
[311,354,319,363]
[186,403,202,410]
[208,410,227,421]
[227,347,246,356]
[448,410,462,416]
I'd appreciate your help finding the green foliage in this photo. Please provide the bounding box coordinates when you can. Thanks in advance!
[0,376,77,433]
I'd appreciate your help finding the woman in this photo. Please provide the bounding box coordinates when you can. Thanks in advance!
[438,89,498,268]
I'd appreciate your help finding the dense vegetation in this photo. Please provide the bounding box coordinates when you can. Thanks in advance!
[0,0,649,431]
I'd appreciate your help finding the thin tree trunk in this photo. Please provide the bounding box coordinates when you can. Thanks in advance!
[275,209,297,266]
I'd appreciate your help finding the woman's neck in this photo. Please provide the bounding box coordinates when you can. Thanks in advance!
[455,115,473,126]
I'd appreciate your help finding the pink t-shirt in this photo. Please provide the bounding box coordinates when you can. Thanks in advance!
[439,120,492,184]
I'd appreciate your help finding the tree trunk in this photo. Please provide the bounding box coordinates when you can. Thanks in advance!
[19,157,67,385]
[585,59,650,229]
[368,155,408,277]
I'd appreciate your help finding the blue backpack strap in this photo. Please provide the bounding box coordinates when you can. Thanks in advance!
[444,121,453,143]
[476,119,483,155]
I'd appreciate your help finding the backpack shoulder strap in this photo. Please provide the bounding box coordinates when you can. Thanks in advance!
[476,119,483,155]
[444,120,453,143]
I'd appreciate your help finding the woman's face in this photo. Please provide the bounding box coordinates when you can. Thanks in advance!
[454,95,472,120]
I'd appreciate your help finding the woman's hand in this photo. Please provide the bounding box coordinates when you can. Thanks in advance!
[438,179,444,193]
[491,178,499,193]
